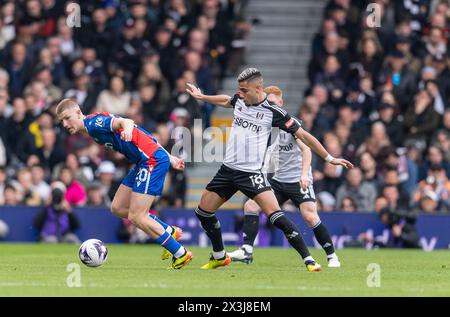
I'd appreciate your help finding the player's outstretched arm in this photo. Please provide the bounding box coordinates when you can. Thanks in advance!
[186,83,233,108]
[112,117,134,142]
[295,138,312,190]
[294,127,354,169]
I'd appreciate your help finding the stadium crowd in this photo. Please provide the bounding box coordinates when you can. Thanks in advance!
[0,0,449,220]
[0,0,250,211]
[305,0,450,216]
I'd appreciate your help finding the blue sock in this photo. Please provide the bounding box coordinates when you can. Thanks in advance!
[155,231,184,257]
[149,214,173,234]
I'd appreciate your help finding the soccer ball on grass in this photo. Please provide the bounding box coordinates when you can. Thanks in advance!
[78,239,108,267]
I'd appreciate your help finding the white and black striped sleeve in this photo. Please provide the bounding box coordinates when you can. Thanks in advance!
[264,104,302,134]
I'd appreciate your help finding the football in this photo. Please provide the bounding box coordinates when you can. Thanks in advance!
[78,239,108,267]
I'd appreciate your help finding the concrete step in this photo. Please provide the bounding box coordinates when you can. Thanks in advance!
[246,54,311,65]
[255,17,321,28]
[254,13,322,24]
[247,0,325,9]
[250,32,316,42]
[249,40,310,50]
[249,6,325,16]
[248,45,310,55]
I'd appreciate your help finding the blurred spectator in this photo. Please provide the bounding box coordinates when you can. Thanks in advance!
[358,151,378,187]
[374,102,404,147]
[356,121,391,158]
[413,190,442,213]
[58,165,86,206]
[30,164,51,202]
[138,60,171,115]
[16,167,42,206]
[423,27,447,59]
[336,167,377,211]
[354,36,384,83]
[379,146,418,197]
[313,133,344,195]
[378,50,417,112]
[308,31,349,85]
[394,35,422,74]
[419,145,450,180]
[314,55,346,104]
[316,191,336,212]
[345,79,375,117]
[5,41,32,99]
[374,206,420,248]
[169,72,202,127]
[404,89,440,149]
[86,181,108,207]
[95,76,131,116]
[432,129,450,162]
[5,97,33,163]
[340,196,357,212]
[380,184,409,211]
[414,163,450,212]
[0,2,15,51]
[35,128,65,171]
[33,181,80,243]
[63,73,98,113]
[96,161,120,205]
[3,183,20,206]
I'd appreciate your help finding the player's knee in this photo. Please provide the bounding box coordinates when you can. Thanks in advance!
[302,209,319,226]
[127,213,141,227]
[244,200,260,214]
[111,204,120,216]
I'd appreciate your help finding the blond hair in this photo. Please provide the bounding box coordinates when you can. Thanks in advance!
[264,85,283,98]
[55,98,80,116]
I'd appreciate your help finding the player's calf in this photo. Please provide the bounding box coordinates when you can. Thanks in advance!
[269,211,321,271]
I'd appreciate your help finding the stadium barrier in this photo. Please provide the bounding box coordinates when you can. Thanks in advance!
[0,207,448,250]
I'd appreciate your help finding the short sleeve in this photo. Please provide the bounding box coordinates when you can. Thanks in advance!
[268,105,302,134]
[84,113,115,134]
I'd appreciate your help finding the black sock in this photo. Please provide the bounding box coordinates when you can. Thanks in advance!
[195,206,224,252]
[243,213,259,247]
[269,211,310,259]
[312,221,335,256]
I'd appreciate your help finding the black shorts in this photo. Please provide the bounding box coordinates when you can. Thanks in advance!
[206,164,272,200]
[269,178,316,207]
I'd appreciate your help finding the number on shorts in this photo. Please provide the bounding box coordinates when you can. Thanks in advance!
[300,185,315,199]
[136,168,149,187]
[249,174,265,189]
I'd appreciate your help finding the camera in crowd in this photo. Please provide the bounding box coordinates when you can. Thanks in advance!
[50,182,67,211]
[377,207,420,248]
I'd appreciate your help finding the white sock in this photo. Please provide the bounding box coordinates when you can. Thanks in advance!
[303,256,314,263]
[327,253,338,259]
[242,244,253,254]
[213,250,225,259]
[174,246,186,258]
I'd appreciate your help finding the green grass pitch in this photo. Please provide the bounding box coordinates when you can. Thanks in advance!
[0,243,449,296]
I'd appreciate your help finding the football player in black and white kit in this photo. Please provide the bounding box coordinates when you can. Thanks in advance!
[228,86,340,268]
[186,68,353,271]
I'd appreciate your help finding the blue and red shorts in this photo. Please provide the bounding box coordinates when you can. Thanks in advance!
[122,148,170,196]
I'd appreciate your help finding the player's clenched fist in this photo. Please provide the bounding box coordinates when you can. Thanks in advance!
[120,130,133,142]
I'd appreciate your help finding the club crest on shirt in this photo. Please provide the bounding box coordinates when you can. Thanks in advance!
[95,117,104,127]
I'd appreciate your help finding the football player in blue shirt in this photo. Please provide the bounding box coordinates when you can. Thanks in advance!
[56,98,193,269]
